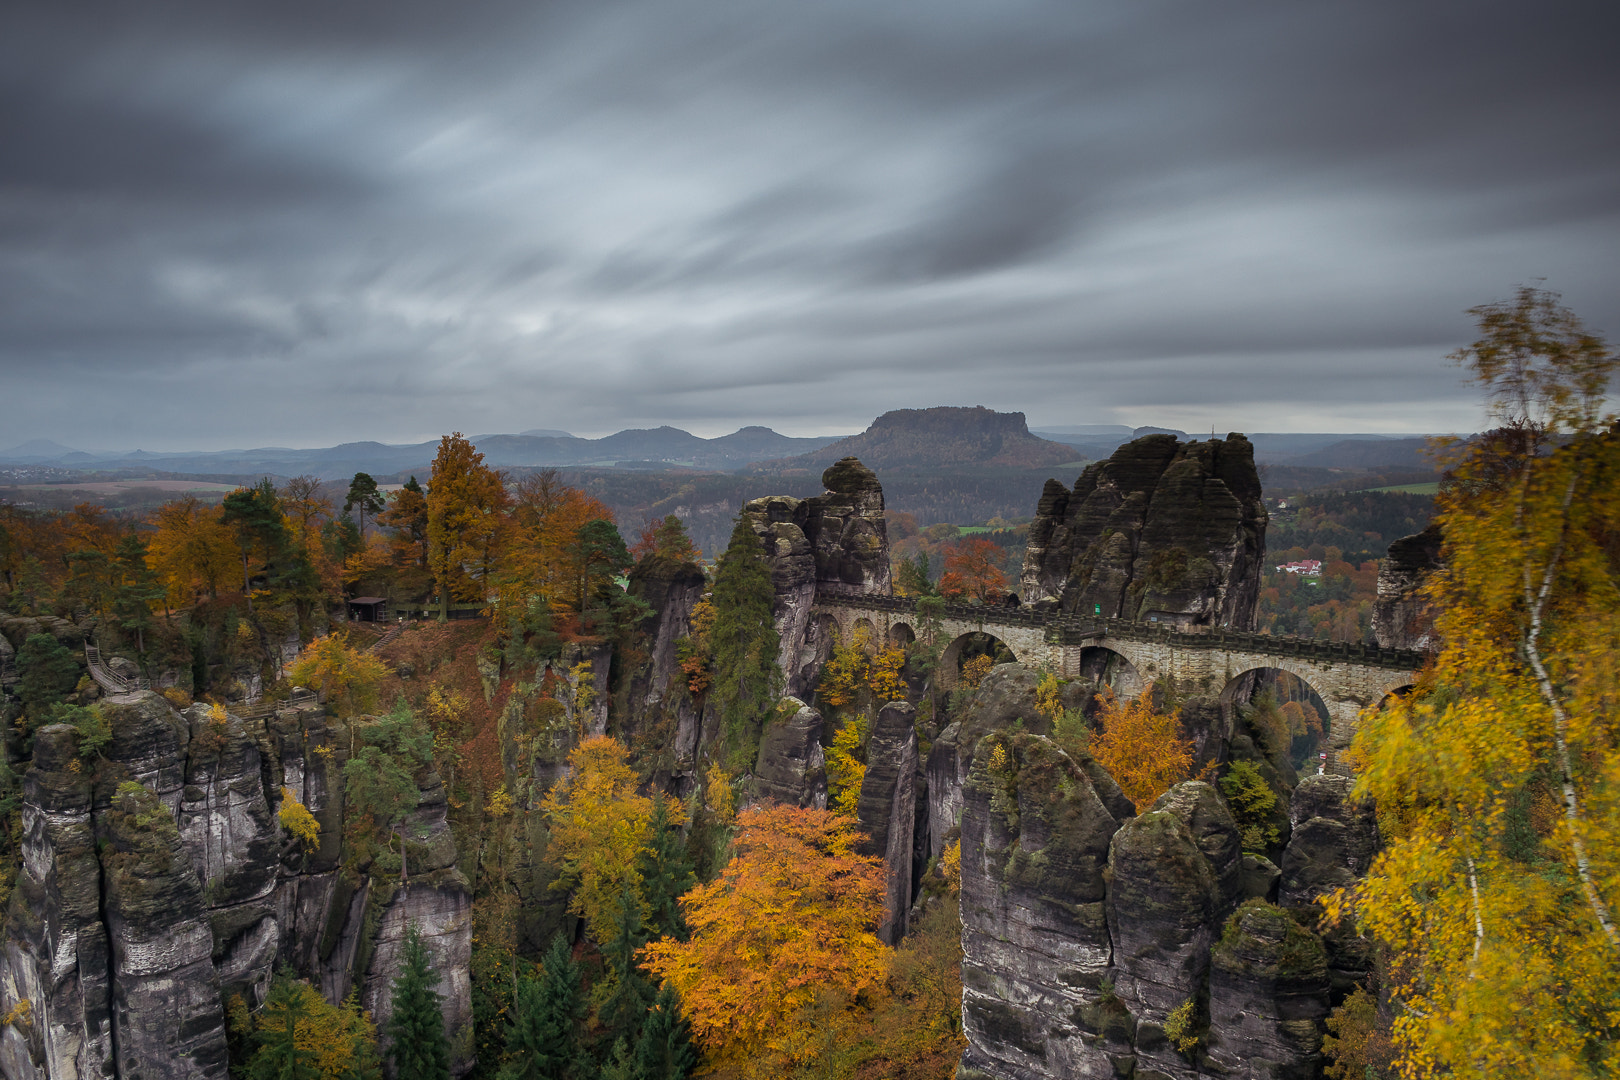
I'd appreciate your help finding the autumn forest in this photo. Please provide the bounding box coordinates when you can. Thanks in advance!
[0,290,1617,1080]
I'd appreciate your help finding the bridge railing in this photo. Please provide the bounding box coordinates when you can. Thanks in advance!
[811,592,1428,671]
[235,688,322,720]
[84,643,149,695]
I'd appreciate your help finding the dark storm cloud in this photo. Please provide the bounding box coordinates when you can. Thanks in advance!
[2,0,1618,449]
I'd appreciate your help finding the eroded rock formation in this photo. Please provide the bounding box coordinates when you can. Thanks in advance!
[751,699,828,810]
[944,668,1368,1080]
[1021,433,1267,628]
[744,457,890,695]
[0,691,473,1080]
[855,701,917,945]
[1373,522,1443,650]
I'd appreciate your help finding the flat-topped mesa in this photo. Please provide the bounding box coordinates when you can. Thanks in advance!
[1020,433,1267,630]
[743,457,891,694]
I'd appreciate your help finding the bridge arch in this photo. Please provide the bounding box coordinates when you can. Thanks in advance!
[850,617,879,649]
[887,622,915,649]
[1074,645,1144,700]
[1218,666,1334,770]
[937,630,1020,691]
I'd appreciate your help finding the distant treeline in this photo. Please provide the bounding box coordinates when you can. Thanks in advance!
[1269,490,1436,565]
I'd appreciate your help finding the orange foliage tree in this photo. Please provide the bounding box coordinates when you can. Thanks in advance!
[426,433,509,617]
[498,469,614,619]
[147,495,239,607]
[287,632,388,719]
[938,537,1006,602]
[641,804,888,1067]
[539,735,667,941]
[1089,682,1194,810]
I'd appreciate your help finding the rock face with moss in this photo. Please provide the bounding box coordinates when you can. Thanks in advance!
[949,669,1373,1080]
[856,701,918,946]
[1020,434,1267,628]
[744,457,891,694]
[958,731,1133,1079]
[0,691,474,1079]
[1106,782,1243,1079]
[625,553,708,780]
[100,781,232,1078]
[751,699,828,809]
[0,724,114,1080]
[1206,900,1331,1079]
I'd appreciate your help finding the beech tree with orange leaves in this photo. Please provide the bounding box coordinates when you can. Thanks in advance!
[1088,682,1193,811]
[426,433,509,618]
[641,804,887,1071]
[938,537,1006,602]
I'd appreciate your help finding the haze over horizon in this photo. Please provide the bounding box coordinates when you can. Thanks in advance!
[4,1,1617,451]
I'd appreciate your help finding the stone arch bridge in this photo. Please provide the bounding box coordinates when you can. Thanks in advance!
[812,594,1428,772]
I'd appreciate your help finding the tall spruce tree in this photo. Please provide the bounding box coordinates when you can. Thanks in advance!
[706,517,780,767]
[637,796,694,942]
[15,633,79,725]
[388,926,451,1080]
[111,529,164,654]
[221,478,288,613]
[499,934,584,1080]
[596,884,653,1054]
[631,987,695,1080]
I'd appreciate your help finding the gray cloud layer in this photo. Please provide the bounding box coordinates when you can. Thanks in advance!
[3,1,1617,449]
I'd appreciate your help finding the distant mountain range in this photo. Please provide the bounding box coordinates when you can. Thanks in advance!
[0,426,849,480]
[1,414,1449,487]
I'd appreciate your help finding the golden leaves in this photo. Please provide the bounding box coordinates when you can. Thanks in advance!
[1089,682,1192,811]
[640,805,887,1066]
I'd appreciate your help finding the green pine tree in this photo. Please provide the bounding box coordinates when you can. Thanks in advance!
[595,884,653,1053]
[596,1039,636,1080]
[221,478,289,613]
[499,935,583,1080]
[636,796,695,942]
[62,548,114,616]
[706,517,780,768]
[13,554,53,615]
[248,976,320,1080]
[15,633,80,726]
[345,472,385,541]
[388,925,451,1080]
[111,529,165,655]
[631,987,695,1080]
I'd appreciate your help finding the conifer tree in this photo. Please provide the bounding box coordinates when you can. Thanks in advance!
[706,517,780,766]
[15,633,79,725]
[249,975,320,1080]
[14,554,53,615]
[637,795,695,942]
[595,884,653,1053]
[500,935,583,1080]
[221,478,289,612]
[388,926,451,1080]
[345,472,385,541]
[631,986,696,1080]
[111,529,164,654]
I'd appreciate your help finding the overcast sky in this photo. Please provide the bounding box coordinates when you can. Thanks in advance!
[3,1,1617,450]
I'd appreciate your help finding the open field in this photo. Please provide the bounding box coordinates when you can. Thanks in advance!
[8,480,241,495]
[0,479,240,512]
[1365,482,1440,494]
